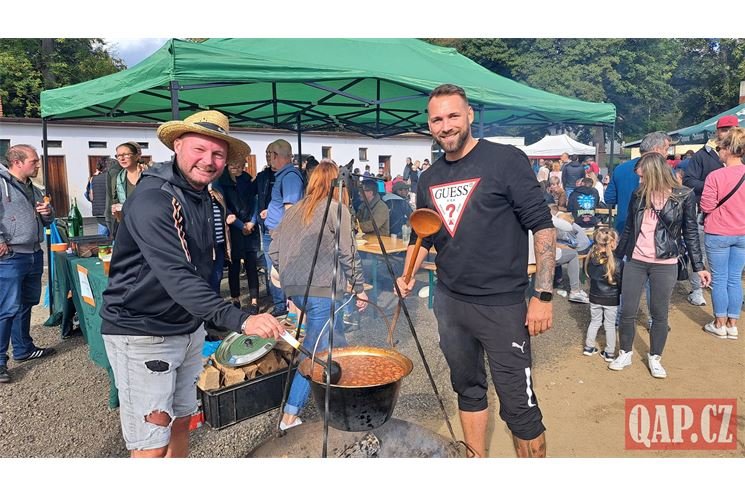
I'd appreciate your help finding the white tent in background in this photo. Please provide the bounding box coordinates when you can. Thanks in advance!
[518,134,596,158]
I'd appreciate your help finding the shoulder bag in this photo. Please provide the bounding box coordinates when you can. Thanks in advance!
[701,169,745,223]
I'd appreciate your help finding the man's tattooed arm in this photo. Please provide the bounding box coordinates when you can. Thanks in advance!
[533,228,556,292]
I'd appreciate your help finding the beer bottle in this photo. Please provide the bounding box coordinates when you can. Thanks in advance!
[68,198,83,237]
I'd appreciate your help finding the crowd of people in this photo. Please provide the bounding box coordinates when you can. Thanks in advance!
[1,87,743,460]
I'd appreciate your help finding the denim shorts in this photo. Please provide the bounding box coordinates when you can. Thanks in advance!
[103,326,206,451]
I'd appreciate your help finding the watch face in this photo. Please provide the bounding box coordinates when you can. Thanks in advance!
[536,291,552,302]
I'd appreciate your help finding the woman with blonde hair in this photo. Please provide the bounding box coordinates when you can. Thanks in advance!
[700,127,745,339]
[269,159,368,430]
[548,160,562,184]
[548,176,567,210]
[610,152,711,378]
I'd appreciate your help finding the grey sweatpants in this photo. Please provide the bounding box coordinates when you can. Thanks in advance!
[585,304,618,354]
[619,259,678,356]
[556,248,580,291]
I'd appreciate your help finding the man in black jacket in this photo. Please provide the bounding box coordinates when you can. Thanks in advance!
[89,157,116,236]
[683,114,739,306]
[101,111,284,458]
[396,84,555,458]
[561,154,585,198]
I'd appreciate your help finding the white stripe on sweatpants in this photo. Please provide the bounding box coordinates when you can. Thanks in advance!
[525,367,536,407]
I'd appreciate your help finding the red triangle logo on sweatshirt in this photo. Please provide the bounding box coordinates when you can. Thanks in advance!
[429,178,481,237]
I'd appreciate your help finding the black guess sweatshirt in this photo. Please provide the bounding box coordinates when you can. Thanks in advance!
[412,140,553,305]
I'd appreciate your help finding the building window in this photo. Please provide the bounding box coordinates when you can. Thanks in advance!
[42,140,62,148]
[322,146,332,159]
[88,141,107,149]
[137,142,149,149]
[358,147,368,161]
[0,139,9,160]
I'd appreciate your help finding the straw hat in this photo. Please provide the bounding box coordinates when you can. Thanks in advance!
[157,110,251,166]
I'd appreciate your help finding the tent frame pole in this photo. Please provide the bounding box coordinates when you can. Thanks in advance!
[169,80,180,119]
[608,120,616,226]
[42,118,53,315]
[478,105,485,138]
[296,113,302,168]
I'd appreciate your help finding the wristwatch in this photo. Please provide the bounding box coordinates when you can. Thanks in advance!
[532,290,553,302]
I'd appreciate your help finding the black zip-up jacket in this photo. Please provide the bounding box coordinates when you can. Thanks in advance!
[587,256,623,306]
[101,160,251,336]
[616,187,704,271]
[215,170,259,253]
[255,167,275,229]
[683,145,723,203]
[413,140,553,305]
[561,160,585,189]
[90,172,108,217]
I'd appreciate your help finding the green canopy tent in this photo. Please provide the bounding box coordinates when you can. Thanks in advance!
[669,103,745,144]
[624,103,745,149]
[42,38,616,136]
[40,38,617,309]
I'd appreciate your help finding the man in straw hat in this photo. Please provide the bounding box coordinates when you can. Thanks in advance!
[101,110,285,457]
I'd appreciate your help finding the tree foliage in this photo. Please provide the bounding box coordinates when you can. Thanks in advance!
[426,38,745,144]
[0,38,125,118]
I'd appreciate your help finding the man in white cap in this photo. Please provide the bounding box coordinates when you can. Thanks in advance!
[101,110,284,458]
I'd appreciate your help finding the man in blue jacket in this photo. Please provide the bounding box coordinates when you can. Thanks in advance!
[101,111,284,457]
[605,131,671,234]
[259,139,304,318]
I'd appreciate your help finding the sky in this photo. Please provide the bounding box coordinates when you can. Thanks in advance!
[104,38,168,67]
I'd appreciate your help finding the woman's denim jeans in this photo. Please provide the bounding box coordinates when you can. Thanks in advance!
[705,234,745,319]
[284,296,347,416]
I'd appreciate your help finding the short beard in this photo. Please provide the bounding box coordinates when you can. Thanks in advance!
[435,128,469,154]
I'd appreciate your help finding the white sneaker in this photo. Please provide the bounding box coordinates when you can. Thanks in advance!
[279,417,303,431]
[555,289,568,298]
[568,290,590,304]
[687,290,706,306]
[703,321,728,339]
[608,350,633,371]
[726,325,738,340]
[647,353,667,379]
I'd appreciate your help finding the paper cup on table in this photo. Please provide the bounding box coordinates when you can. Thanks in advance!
[102,254,112,276]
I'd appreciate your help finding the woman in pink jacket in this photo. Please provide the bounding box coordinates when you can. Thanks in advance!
[701,128,745,340]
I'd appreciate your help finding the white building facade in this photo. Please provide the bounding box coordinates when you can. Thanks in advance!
[0,118,433,217]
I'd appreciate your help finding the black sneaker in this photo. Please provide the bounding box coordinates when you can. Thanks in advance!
[246,304,259,316]
[61,328,83,340]
[599,350,615,363]
[14,347,56,362]
[270,307,288,319]
[231,300,241,309]
[582,346,598,356]
[0,365,10,383]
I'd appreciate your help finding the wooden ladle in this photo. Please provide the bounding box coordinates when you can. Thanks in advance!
[387,208,443,346]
